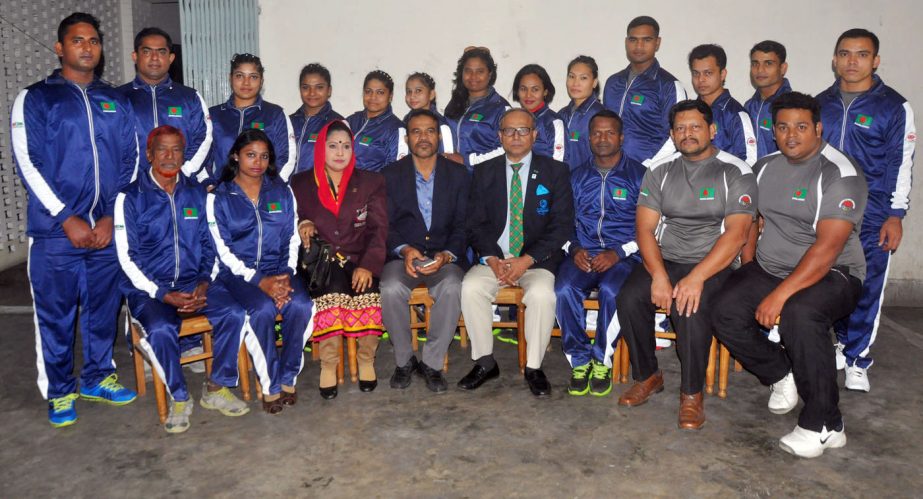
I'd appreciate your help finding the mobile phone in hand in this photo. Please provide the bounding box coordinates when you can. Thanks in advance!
[413,257,437,269]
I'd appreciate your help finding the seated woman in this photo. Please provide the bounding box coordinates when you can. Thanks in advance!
[403,72,455,155]
[206,129,313,414]
[443,46,511,171]
[290,120,387,399]
[511,63,565,161]
[208,53,296,183]
[558,55,604,170]
[345,70,407,172]
[290,63,343,174]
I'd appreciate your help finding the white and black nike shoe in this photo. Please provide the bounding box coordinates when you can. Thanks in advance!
[779,423,846,458]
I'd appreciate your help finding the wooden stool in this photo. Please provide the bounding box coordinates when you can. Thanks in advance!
[130,313,252,424]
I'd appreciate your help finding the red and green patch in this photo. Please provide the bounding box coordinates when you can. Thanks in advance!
[699,187,715,201]
[359,135,373,146]
[612,187,627,200]
[640,187,650,197]
[760,118,772,130]
[838,198,856,211]
[266,202,282,213]
[630,94,645,106]
[853,114,873,129]
[183,207,198,219]
[468,113,484,122]
[308,133,319,142]
[738,194,752,207]
[792,188,807,201]
[251,121,265,130]
[100,101,117,112]
[168,106,183,117]
[569,131,580,141]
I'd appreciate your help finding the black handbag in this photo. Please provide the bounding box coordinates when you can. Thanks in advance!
[299,236,334,294]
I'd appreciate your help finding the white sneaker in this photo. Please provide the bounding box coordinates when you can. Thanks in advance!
[768,372,798,414]
[164,399,194,434]
[834,342,846,371]
[779,424,846,458]
[492,305,502,323]
[200,383,250,416]
[845,365,870,392]
[181,346,206,374]
[655,338,673,349]
[767,325,780,344]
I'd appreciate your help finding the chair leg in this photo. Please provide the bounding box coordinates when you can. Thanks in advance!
[719,343,731,399]
[734,359,742,372]
[613,339,621,384]
[706,337,717,395]
[443,353,449,373]
[347,336,358,383]
[337,339,345,385]
[202,331,214,379]
[238,343,251,402]
[516,304,526,374]
[619,338,630,383]
[151,366,169,425]
[129,321,147,397]
[458,318,468,348]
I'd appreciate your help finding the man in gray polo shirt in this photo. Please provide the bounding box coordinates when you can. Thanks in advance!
[616,99,757,430]
[712,92,866,458]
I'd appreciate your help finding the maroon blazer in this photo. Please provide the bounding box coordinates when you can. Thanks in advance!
[290,169,388,276]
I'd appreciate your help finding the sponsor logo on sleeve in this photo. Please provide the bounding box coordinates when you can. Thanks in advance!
[907,132,917,142]
[738,194,752,207]
[838,198,856,211]
[12,121,24,129]
[640,187,650,197]
[747,137,756,146]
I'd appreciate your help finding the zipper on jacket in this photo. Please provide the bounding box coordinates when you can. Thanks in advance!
[596,169,610,248]
[76,84,101,226]
[253,199,263,267]
[837,96,855,149]
[296,115,310,163]
[617,76,637,116]
[455,102,474,151]
[151,85,159,128]
[167,191,180,284]
[755,100,766,149]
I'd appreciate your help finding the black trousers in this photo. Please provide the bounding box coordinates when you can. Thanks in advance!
[712,261,861,432]
[616,260,731,394]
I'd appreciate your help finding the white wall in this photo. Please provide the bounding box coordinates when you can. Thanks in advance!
[259,0,923,304]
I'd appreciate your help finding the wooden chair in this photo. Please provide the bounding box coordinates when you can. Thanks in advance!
[130,313,252,424]
[549,299,628,383]
[647,308,731,398]
[407,285,450,372]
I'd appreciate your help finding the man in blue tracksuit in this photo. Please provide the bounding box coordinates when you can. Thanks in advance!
[291,63,344,173]
[10,13,139,427]
[555,110,646,397]
[745,40,792,159]
[603,16,687,166]
[119,27,212,184]
[688,44,757,165]
[817,29,916,392]
[115,126,250,432]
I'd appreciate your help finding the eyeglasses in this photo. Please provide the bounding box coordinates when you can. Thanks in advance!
[499,127,533,137]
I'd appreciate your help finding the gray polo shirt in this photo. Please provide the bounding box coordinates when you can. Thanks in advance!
[754,142,868,280]
[639,150,757,264]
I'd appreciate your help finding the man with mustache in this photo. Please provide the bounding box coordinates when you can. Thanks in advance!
[616,100,757,430]
[381,109,470,393]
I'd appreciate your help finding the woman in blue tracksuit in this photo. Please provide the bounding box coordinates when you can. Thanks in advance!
[290,63,343,174]
[512,63,565,162]
[208,54,296,183]
[443,47,511,172]
[206,129,313,414]
[403,72,455,155]
[346,70,408,172]
[559,55,605,170]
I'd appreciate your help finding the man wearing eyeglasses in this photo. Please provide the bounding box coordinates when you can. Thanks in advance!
[459,108,574,397]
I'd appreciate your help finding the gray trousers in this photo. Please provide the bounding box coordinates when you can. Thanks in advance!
[380,260,463,370]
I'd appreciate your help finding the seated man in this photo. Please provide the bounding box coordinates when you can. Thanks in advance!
[554,110,646,397]
[381,109,470,393]
[115,126,249,433]
[459,108,574,398]
[712,92,867,458]
[616,100,756,429]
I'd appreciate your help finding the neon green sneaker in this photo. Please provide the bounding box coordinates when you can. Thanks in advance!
[589,361,613,397]
[165,399,193,434]
[79,374,137,405]
[48,393,79,427]
[567,363,591,396]
[199,383,249,417]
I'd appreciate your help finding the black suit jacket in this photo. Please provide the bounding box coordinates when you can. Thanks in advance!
[467,153,574,273]
[382,155,470,269]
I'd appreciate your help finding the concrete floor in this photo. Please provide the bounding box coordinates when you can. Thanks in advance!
[0,263,921,497]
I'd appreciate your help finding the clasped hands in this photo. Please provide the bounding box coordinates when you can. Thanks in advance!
[486,255,532,286]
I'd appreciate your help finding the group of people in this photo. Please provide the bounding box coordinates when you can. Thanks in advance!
[11,12,913,460]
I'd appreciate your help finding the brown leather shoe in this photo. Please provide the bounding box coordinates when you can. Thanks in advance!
[618,371,664,406]
[678,392,705,430]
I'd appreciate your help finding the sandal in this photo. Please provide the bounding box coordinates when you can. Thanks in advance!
[280,391,297,406]
[262,397,284,415]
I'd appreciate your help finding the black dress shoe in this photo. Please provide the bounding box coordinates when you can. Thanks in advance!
[525,368,551,398]
[359,379,378,392]
[457,363,500,390]
[419,363,448,393]
[390,357,419,389]
[319,386,338,400]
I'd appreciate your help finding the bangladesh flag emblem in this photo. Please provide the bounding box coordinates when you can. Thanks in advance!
[251,121,265,130]
[854,114,873,129]
[640,187,650,197]
[308,133,319,142]
[699,187,715,201]
[469,113,484,122]
[359,135,373,146]
[168,106,183,117]
[100,101,117,112]
[613,188,627,200]
[630,94,645,106]
[183,207,198,219]
[760,118,772,130]
[792,188,807,201]
[569,131,580,141]
[266,202,282,213]
[838,198,856,211]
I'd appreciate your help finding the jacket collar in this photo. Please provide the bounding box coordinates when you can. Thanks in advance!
[131,74,174,91]
[46,68,107,89]
[827,73,885,98]
[359,105,395,126]
[749,78,792,103]
[223,93,264,111]
[622,58,663,81]
[142,165,189,194]
[293,101,333,122]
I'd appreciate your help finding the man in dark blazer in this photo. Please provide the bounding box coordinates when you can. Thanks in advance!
[459,108,574,397]
[381,109,470,393]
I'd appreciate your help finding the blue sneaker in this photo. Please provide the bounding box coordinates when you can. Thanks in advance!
[48,393,79,428]
[80,374,137,405]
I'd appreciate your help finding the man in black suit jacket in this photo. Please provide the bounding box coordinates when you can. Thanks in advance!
[459,108,574,397]
[381,109,470,393]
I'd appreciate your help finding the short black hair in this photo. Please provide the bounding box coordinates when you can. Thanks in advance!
[750,40,787,63]
[669,99,713,128]
[588,109,623,134]
[404,108,441,130]
[835,28,880,56]
[512,64,556,106]
[364,70,394,95]
[58,12,101,44]
[688,44,727,70]
[134,27,172,53]
[627,16,659,37]
[299,63,331,86]
[771,91,821,126]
